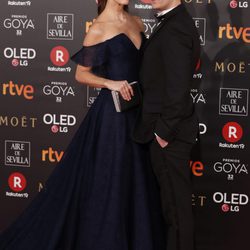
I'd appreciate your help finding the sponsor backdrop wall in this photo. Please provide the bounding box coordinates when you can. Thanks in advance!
[0,0,249,249]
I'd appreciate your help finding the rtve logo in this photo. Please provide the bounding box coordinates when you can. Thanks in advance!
[50,46,69,66]
[42,147,64,163]
[218,23,250,43]
[8,172,27,192]
[1,81,34,100]
[190,161,205,177]
[222,122,243,143]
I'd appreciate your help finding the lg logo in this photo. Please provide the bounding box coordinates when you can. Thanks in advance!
[4,47,36,67]
[222,122,243,143]
[43,113,76,133]
[50,46,69,66]
[230,0,248,8]
[213,192,249,212]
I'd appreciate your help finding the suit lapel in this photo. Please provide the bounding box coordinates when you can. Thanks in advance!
[143,4,185,51]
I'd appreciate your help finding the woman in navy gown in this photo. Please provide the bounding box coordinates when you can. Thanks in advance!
[0,0,165,249]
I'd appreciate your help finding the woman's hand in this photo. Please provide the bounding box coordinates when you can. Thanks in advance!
[105,80,134,101]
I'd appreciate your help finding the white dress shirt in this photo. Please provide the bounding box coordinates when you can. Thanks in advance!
[156,6,176,18]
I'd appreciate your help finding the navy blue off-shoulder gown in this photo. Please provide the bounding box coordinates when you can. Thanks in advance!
[0,33,165,250]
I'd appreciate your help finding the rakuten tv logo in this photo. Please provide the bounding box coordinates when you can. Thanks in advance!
[50,46,69,66]
[222,122,243,143]
[230,0,248,8]
[1,81,34,100]
[218,23,250,43]
[8,172,27,192]
[8,1,32,7]
[193,59,203,79]
[213,192,249,212]
[48,46,71,72]
[219,122,245,149]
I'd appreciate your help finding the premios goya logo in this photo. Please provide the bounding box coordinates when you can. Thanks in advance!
[213,158,248,181]
[190,89,206,104]
[1,81,34,100]
[4,47,36,67]
[43,81,75,103]
[43,113,76,133]
[3,14,35,36]
[213,192,249,213]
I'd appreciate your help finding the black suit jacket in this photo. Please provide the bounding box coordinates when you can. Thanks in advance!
[133,4,200,144]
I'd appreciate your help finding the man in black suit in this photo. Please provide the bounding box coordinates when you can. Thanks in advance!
[133,1,200,250]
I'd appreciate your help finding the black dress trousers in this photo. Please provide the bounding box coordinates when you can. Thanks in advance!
[149,139,194,250]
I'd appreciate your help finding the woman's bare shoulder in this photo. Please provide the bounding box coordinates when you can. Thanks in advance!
[83,18,121,46]
[83,21,106,46]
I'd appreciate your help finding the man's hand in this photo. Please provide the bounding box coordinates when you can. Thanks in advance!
[155,134,168,148]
